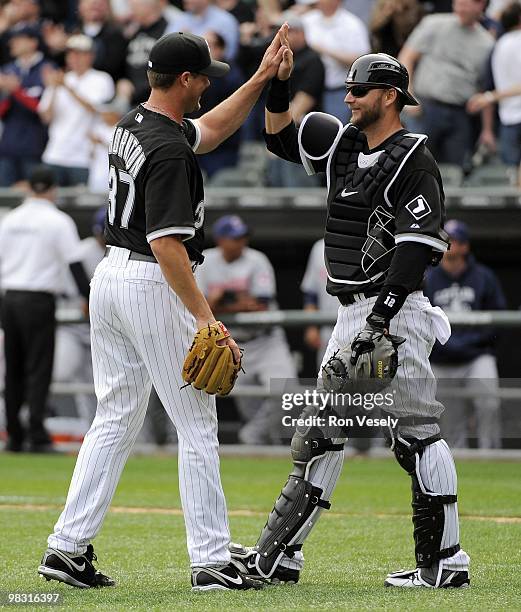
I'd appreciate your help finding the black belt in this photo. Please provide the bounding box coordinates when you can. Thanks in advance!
[338,289,380,306]
[105,246,157,263]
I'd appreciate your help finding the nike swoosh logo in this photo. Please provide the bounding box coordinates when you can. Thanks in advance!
[247,558,257,569]
[223,573,244,585]
[203,567,244,585]
[340,189,358,198]
[52,549,86,573]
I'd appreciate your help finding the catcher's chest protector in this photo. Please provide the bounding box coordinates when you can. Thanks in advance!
[325,126,423,290]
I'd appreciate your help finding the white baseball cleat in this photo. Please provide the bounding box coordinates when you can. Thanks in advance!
[385,567,470,588]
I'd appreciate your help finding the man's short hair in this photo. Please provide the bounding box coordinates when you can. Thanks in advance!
[395,95,406,113]
[147,69,179,90]
[29,165,56,194]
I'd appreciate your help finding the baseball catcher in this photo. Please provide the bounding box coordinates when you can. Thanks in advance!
[230,43,470,591]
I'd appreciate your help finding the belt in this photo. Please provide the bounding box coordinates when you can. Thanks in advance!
[105,246,157,263]
[338,289,380,306]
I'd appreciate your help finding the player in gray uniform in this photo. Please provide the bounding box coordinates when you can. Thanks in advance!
[197,215,298,444]
[301,238,340,367]
[231,44,470,589]
[38,29,288,592]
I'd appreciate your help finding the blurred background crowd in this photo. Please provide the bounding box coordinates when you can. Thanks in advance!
[0,0,520,453]
[0,0,519,189]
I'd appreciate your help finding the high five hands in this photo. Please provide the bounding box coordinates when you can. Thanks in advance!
[257,23,294,82]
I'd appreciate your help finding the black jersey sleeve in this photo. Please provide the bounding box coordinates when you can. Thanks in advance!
[144,158,196,244]
[393,168,448,254]
[181,118,202,152]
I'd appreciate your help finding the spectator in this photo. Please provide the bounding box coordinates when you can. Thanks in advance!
[167,0,240,60]
[190,31,244,177]
[38,34,114,186]
[399,0,495,166]
[424,219,506,448]
[468,2,521,168]
[78,0,127,83]
[369,0,424,57]
[215,0,255,24]
[302,0,370,124]
[118,0,169,106]
[487,0,514,19]
[0,166,90,453]
[236,6,277,140]
[196,215,298,444]
[0,0,41,65]
[267,14,325,186]
[0,24,51,186]
[344,0,378,25]
[419,0,452,11]
[88,101,125,192]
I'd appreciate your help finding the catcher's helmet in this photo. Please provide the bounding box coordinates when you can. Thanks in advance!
[345,53,419,106]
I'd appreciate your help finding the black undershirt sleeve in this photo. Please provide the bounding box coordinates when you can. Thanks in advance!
[69,262,90,300]
[371,242,433,323]
[262,121,301,164]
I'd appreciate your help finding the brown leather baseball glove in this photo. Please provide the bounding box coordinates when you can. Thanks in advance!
[182,321,241,396]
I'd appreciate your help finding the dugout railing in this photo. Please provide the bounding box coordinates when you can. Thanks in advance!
[46,308,521,401]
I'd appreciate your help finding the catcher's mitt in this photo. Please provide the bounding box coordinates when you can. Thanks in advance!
[322,324,405,394]
[182,321,241,396]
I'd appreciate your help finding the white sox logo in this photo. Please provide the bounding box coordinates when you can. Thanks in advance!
[405,195,431,220]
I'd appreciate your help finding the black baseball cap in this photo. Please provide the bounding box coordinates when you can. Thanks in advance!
[29,166,56,193]
[148,32,230,77]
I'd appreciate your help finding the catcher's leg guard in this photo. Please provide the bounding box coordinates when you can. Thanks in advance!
[393,436,467,570]
[253,406,345,578]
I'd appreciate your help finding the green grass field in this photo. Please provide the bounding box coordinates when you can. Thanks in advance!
[1,453,520,610]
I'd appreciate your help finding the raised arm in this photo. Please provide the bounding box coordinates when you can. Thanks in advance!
[194,24,288,154]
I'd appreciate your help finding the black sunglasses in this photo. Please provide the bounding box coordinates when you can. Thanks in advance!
[344,85,390,97]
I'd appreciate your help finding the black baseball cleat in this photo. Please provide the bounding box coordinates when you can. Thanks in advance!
[229,543,300,585]
[191,561,265,591]
[384,567,470,588]
[38,545,115,588]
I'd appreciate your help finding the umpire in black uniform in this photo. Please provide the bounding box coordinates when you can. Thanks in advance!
[0,167,90,452]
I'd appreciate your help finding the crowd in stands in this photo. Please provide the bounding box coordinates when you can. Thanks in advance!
[0,0,519,188]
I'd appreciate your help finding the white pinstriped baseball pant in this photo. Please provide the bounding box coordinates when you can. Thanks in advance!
[48,247,231,567]
[280,292,470,572]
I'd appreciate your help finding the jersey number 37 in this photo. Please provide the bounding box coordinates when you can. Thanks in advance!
[107,165,136,228]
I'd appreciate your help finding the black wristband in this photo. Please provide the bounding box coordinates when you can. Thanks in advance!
[266,77,291,113]
[371,285,409,324]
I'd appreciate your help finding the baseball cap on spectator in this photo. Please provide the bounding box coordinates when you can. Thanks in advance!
[29,166,56,194]
[92,207,106,236]
[8,23,40,39]
[148,32,230,77]
[213,215,249,239]
[66,34,94,52]
[444,219,469,243]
